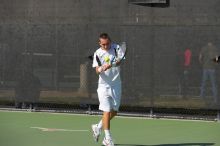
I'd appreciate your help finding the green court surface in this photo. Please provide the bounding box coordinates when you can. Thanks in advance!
[0,111,220,146]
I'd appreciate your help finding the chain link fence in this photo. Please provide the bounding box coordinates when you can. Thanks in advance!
[0,0,220,119]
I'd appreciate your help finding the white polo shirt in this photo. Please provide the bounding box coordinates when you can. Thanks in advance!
[92,43,123,87]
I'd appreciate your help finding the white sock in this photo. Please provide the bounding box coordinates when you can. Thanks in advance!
[104,130,111,140]
[97,120,103,129]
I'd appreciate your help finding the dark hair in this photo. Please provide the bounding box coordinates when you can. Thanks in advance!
[99,33,111,41]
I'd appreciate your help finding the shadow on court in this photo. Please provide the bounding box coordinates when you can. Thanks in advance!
[115,143,215,146]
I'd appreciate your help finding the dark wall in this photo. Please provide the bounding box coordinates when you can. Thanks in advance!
[0,0,220,108]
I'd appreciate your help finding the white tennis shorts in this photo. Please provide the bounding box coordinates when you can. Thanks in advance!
[97,85,121,112]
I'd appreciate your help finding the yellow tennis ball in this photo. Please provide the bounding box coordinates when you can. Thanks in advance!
[104,56,110,63]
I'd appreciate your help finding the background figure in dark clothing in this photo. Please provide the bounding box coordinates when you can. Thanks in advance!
[177,48,192,98]
[15,71,41,109]
[199,42,218,103]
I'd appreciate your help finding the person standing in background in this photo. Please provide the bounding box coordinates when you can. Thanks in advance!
[182,48,192,98]
[199,42,218,103]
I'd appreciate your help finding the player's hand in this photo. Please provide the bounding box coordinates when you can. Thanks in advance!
[103,64,112,71]
[115,59,121,66]
[98,66,103,72]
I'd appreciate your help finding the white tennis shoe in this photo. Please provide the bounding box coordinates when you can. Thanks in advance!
[102,137,114,146]
[91,124,101,142]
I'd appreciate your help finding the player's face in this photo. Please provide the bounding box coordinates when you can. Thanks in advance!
[99,38,110,50]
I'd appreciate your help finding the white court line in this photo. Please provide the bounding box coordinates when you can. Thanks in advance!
[30,127,89,132]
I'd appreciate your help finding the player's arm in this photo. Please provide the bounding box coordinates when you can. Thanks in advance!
[93,54,111,74]
[114,60,121,66]
[95,64,112,74]
[93,52,104,74]
[95,66,103,74]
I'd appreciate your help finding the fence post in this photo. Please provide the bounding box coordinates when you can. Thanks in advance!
[78,63,88,93]
[150,108,153,118]
[217,110,220,122]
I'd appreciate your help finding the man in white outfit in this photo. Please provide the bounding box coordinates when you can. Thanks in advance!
[91,33,124,146]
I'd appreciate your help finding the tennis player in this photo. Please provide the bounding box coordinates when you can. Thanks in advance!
[91,33,124,146]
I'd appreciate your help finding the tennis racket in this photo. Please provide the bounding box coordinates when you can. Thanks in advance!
[118,41,127,62]
[109,42,127,66]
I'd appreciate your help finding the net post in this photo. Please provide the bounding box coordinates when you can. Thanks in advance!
[217,110,220,122]
[87,105,92,115]
[150,108,153,118]
[78,63,88,93]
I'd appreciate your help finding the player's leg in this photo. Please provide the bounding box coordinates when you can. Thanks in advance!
[96,110,117,130]
[91,87,106,142]
[92,86,120,146]
[102,85,121,146]
[102,89,119,146]
[102,112,110,129]
[102,98,117,144]
[102,111,115,146]
[92,111,114,143]
[102,110,117,134]
[110,111,117,120]
[92,111,115,143]
[92,87,112,143]
[102,111,111,137]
